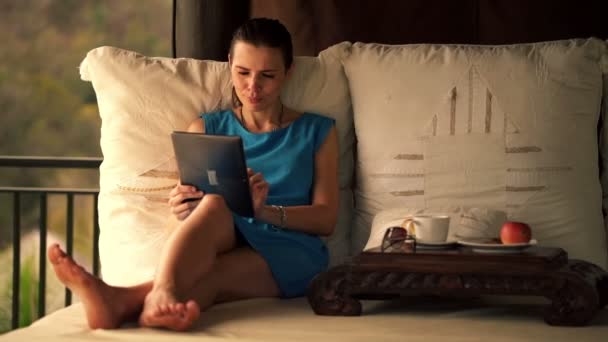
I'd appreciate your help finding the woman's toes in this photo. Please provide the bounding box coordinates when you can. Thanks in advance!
[162,304,171,315]
[186,300,199,312]
[185,300,200,321]
[48,244,64,264]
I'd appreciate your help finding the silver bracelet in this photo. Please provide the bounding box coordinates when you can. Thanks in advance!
[272,205,287,228]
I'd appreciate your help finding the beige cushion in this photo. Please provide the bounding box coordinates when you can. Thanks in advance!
[341,39,608,268]
[79,46,353,285]
[4,300,608,341]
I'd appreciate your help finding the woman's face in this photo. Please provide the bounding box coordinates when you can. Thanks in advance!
[230,41,291,111]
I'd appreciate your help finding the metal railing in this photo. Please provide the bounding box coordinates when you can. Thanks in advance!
[0,156,102,330]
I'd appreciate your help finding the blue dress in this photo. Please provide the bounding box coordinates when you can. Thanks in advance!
[200,110,335,297]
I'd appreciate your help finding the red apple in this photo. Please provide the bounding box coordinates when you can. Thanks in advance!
[500,221,532,244]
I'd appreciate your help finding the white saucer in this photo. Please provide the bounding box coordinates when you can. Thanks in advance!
[416,240,458,250]
[457,239,537,254]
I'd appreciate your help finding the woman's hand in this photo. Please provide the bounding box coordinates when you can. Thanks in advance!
[168,183,205,221]
[248,168,269,218]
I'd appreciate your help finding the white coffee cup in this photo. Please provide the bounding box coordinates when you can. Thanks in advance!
[401,215,450,243]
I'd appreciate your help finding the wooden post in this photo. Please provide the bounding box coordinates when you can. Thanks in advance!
[173,0,250,60]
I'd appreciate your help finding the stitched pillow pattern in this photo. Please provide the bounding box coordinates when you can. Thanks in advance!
[341,39,608,268]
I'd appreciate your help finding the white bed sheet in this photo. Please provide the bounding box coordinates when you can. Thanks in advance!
[2,297,607,342]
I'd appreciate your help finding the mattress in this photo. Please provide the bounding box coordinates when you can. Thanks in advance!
[1,297,607,341]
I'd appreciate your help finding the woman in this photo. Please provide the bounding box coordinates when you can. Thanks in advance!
[48,17,339,331]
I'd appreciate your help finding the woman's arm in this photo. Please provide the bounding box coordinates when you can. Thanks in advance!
[256,126,339,236]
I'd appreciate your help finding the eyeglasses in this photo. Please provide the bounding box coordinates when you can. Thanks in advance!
[381,226,416,253]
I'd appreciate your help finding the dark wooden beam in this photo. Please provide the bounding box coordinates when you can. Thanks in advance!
[173,0,250,60]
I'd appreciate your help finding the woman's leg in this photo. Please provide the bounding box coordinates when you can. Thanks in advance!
[47,245,152,329]
[138,194,240,329]
[47,244,282,330]
[186,246,280,311]
[49,194,239,330]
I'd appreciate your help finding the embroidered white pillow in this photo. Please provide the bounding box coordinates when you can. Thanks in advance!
[341,38,608,268]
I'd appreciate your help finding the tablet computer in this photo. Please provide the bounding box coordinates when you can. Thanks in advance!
[171,131,254,217]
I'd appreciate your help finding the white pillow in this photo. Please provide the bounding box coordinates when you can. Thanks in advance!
[341,38,608,268]
[79,46,354,285]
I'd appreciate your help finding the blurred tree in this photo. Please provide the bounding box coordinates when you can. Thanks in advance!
[0,0,172,331]
[0,0,172,239]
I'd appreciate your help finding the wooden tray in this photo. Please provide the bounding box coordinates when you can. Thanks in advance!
[307,246,608,326]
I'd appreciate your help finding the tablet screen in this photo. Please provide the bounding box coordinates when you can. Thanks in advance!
[171,131,254,217]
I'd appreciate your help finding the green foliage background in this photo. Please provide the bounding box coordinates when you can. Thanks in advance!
[0,0,172,332]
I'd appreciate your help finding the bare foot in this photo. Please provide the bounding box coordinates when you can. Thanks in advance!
[139,288,200,331]
[48,244,143,329]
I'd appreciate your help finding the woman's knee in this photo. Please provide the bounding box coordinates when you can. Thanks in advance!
[194,194,229,216]
[184,194,236,252]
